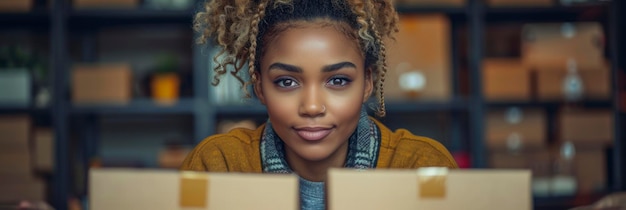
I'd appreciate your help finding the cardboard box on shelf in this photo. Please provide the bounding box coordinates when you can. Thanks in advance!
[0,0,32,12]
[482,58,531,101]
[574,147,606,194]
[90,169,298,210]
[487,0,553,7]
[559,109,613,145]
[0,152,33,175]
[0,115,32,175]
[72,63,133,104]
[0,115,31,151]
[522,22,605,71]
[33,128,54,173]
[385,14,451,101]
[73,0,139,9]
[486,108,546,150]
[489,148,552,197]
[0,176,46,203]
[488,148,551,169]
[328,168,531,210]
[535,63,611,101]
[394,0,465,7]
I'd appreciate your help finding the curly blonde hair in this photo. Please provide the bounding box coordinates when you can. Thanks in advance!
[194,0,398,117]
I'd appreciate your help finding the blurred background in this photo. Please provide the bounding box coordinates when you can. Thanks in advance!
[0,0,623,209]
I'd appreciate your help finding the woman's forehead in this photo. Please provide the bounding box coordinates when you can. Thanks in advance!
[263,20,362,52]
[263,26,362,58]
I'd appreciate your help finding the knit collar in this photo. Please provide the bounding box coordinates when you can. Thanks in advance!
[260,106,381,174]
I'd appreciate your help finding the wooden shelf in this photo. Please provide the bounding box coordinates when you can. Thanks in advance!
[70,98,197,114]
[395,5,467,15]
[383,98,469,113]
[487,100,613,109]
[485,4,609,23]
[0,10,50,28]
[69,8,193,27]
[214,103,268,116]
[0,103,49,115]
[533,193,610,210]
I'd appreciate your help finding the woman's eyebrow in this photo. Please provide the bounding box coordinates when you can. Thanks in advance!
[322,61,356,72]
[268,61,356,73]
[268,63,302,73]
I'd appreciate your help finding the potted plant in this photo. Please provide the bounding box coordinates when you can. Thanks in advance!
[150,53,180,104]
[0,45,47,107]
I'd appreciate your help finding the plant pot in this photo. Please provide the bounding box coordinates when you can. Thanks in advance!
[151,72,180,104]
[0,69,32,106]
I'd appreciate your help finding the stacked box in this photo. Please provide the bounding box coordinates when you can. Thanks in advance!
[72,63,133,104]
[486,107,546,150]
[0,115,46,202]
[385,14,451,101]
[522,22,611,101]
[482,59,531,101]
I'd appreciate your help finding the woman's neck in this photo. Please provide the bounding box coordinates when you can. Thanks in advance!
[285,141,349,182]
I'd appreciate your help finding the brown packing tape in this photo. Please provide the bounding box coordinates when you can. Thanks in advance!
[179,172,208,208]
[417,167,448,199]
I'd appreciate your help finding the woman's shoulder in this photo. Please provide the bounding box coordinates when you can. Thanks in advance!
[198,125,264,147]
[371,118,446,150]
[372,118,458,168]
[180,125,265,172]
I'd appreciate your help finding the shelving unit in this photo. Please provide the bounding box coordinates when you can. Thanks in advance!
[0,0,622,209]
[70,98,198,114]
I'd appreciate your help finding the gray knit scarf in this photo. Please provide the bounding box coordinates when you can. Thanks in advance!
[260,106,380,210]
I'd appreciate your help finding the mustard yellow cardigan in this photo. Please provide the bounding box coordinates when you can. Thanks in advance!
[181,118,458,172]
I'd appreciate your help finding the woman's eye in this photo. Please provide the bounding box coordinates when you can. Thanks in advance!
[274,78,299,88]
[327,77,351,87]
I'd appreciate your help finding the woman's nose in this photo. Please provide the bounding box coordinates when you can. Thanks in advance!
[299,86,326,117]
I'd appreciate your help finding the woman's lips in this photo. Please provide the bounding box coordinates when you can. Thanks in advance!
[295,127,332,141]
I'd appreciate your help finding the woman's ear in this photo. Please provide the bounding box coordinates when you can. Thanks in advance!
[253,72,267,105]
[363,68,374,103]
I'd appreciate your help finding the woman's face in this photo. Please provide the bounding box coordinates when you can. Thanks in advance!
[255,22,373,163]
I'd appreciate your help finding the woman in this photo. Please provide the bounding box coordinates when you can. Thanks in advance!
[181,0,458,209]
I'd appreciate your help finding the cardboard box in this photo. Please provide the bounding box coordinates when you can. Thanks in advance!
[33,128,54,173]
[0,176,46,203]
[574,148,606,194]
[535,67,611,101]
[487,0,553,7]
[486,108,546,150]
[488,149,551,197]
[385,14,451,101]
[90,169,298,210]
[0,115,32,175]
[73,0,139,9]
[0,115,31,151]
[488,148,550,169]
[0,152,32,175]
[395,0,465,7]
[483,58,531,101]
[559,109,613,145]
[522,22,605,71]
[328,168,531,210]
[0,0,33,12]
[72,63,133,104]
